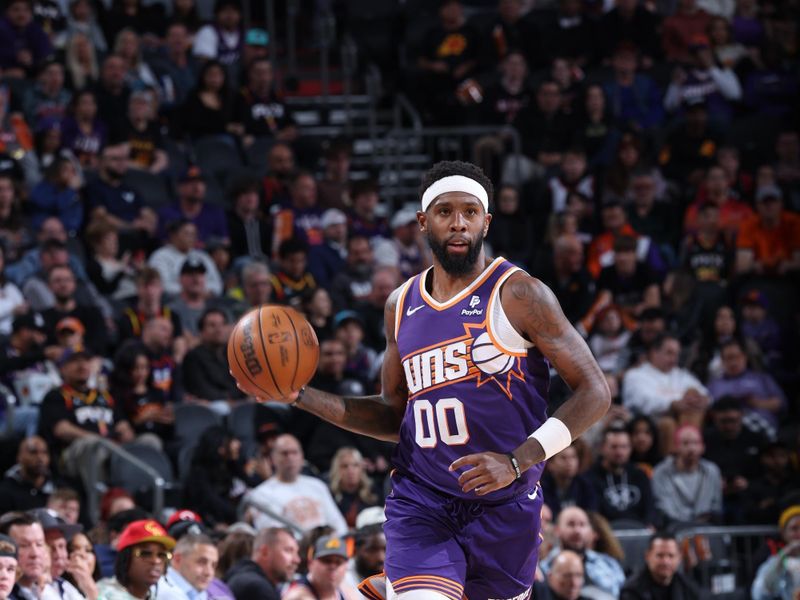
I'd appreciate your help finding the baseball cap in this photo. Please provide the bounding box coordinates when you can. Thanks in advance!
[742,289,768,308]
[312,535,348,560]
[355,506,386,530]
[166,510,206,540]
[0,534,17,559]
[27,508,83,539]
[180,256,207,275]
[755,184,783,203]
[57,344,92,366]
[245,28,269,47]
[321,208,348,229]
[779,505,800,530]
[390,208,418,229]
[56,317,85,335]
[179,165,204,184]
[117,520,176,552]
[165,510,202,530]
[333,310,364,330]
[12,312,46,334]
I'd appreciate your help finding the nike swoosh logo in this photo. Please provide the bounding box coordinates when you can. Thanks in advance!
[528,487,539,501]
[406,305,424,316]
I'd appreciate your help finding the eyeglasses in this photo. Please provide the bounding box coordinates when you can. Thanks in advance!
[132,548,172,562]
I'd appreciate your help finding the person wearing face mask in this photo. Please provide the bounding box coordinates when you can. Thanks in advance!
[752,506,800,600]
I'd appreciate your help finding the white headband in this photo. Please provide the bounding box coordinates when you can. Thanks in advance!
[421,175,489,212]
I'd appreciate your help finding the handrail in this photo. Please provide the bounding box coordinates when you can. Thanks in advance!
[86,438,167,523]
[240,492,305,538]
[675,525,778,537]
[393,94,423,132]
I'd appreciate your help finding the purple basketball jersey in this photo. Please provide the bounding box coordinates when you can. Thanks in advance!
[392,257,549,502]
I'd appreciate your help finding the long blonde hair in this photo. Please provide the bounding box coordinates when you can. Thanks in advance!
[65,32,98,90]
[329,447,377,505]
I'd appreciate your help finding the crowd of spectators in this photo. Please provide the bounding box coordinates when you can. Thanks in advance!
[0,0,798,598]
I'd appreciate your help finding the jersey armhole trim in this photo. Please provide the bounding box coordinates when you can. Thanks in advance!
[393,278,414,342]
[486,267,534,356]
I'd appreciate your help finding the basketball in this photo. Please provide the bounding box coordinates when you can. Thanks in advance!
[227,305,319,401]
[470,332,515,375]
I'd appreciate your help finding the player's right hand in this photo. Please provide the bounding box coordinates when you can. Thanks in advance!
[449,451,517,496]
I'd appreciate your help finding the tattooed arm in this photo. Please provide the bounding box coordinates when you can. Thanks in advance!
[289,287,408,442]
[503,272,611,472]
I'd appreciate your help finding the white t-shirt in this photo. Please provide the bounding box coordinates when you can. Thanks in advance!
[0,281,25,335]
[192,25,240,60]
[147,246,223,297]
[248,474,348,535]
[622,362,707,416]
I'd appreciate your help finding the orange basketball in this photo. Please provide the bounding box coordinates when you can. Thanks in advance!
[227,305,319,400]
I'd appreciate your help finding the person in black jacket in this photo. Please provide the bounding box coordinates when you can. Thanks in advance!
[620,533,701,600]
[0,436,56,514]
[225,527,300,600]
[587,426,656,527]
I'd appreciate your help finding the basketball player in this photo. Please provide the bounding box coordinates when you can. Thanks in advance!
[251,161,611,600]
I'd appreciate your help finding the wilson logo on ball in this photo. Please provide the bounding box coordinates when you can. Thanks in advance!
[240,322,263,375]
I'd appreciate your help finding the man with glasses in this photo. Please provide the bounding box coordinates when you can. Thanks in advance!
[98,519,175,600]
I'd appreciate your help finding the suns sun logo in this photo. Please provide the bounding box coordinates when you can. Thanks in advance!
[401,322,525,400]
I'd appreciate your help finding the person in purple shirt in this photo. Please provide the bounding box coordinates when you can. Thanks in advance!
[60,89,107,170]
[157,166,229,247]
[0,0,53,77]
[707,339,786,438]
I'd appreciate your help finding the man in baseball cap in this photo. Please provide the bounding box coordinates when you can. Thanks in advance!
[284,535,351,600]
[98,520,175,599]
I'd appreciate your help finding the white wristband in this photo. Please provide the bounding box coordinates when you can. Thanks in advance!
[529,417,572,460]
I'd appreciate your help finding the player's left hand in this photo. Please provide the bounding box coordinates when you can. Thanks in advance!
[449,452,517,496]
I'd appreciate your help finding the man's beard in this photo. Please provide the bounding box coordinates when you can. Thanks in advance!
[427,231,482,276]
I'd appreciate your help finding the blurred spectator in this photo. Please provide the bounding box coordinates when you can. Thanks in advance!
[540,235,595,326]
[334,310,378,391]
[0,86,34,175]
[348,181,389,242]
[703,396,768,522]
[774,131,800,207]
[622,333,710,431]
[60,88,108,171]
[283,534,355,600]
[113,28,159,93]
[707,339,786,437]
[180,60,234,141]
[224,527,300,600]
[308,209,347,290]
[232,262,272,318]
[373,209,429,281]
[117,267,182,343]
[751,505,800,600]
[603,132,646,198]
[620,533,701,599]
[547,148,594,219]
[269,239,316,307]
[64,32,99,90]
[182,427,253,528]
[627,415,662,476]
[588,305,630,377]
[84,218,138,301]
[169,0,201,34]
[600,0,661,65]
[595,235,661,324]
[30,507,84,598]
[117,89,168,174]
[743,44,800,118]
[271,171,323,256]
[248,434,348,534]
[316,140,352,211]
[661,0,712,62]
[262,142,294,208]
[539,0,595,67]
[300,288,333,342]
[0,512,50,599]
[28,155,82,235]
[157,532,220,600]
[182,308,244,405]
[735,184,800,276]
[482,0,541,67]
[147,22,196,112]
[328,447,380,529]
[652,425,722,525]
[746,441,799,524]
[355,267,400,353]
[541,443,598,516]
[684,165,753,240]
[686,305,762,382]
[413,0,481,124]
[708,16,749,72]
[679,202,732,285]
[603,44,664,131]
[192,0,242,67]
[159,166,228,244]
[573,85,619,169]
[0,243,26,336]
[587,426,655,526]
[0,0,53,77]
[148,220,223,298]
[241,28,269,70]
[64,529,99,599]
[533,550,588,600]
[40,264,108,354]
[22,59,70,130]
[168,256,232,340]
[99,0,164,43]
[0,173,32,262]
[216,529,253,582]
[0,436,54,514]
[330,235,375,312]
[46,488,80,525]
[227,177,271,260]
[739,289,782,369]
[233,58,296,145]
[659,101,720,184]
[626,168,679,255]
[540,506,625,597]
[109,341,174,441]
[664,36,742,123]
[93,55,131,136]
[139,317,180,403]
[59,0,106,54]
[343,518,385,591]
[96,519,174,599]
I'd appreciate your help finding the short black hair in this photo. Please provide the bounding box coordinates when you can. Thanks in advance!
[0,511,39,535]
[602,425,629,442]
[351,179,379,199]
[199,308,229,331]
[713,395,743,413]
[419,161,493,210]
[639,307,665,322]
[647,332,678,353]
[278,237,308,259]
[648,531,678,549]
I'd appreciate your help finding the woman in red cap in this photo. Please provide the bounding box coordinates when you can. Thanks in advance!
[97,520,175,600]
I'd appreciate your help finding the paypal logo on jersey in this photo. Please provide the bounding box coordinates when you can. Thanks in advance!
[461,295,483,316]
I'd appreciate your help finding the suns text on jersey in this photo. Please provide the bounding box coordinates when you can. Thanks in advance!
[402,339,474,395]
